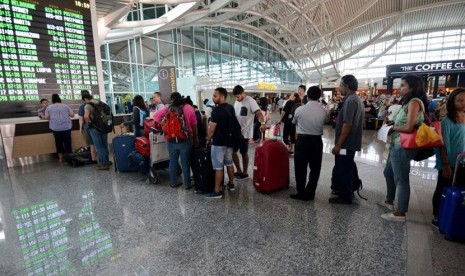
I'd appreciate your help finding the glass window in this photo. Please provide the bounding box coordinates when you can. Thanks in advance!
[110,62,132,92]
[108,41,129,62]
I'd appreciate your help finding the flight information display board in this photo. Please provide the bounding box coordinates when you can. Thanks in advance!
[0,0,99,118]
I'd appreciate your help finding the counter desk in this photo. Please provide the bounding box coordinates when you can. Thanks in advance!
[0,115,130,168]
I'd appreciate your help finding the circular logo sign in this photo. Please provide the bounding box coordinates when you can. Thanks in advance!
[159,69,168,79]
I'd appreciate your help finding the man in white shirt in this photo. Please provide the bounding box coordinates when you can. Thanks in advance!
[290,86,328,201]
[232,85,266,179]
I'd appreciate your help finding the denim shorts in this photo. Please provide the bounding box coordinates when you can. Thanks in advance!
[211,145,234,170]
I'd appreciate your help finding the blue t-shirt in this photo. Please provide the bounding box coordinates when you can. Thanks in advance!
[45,104,73,131]
[435,116,465,170]
[78,103,88,130]
[428,101,439,112]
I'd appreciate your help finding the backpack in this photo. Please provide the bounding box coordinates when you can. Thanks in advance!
[217,105,243,152]
[90,101,114,133]
[161,105,190,142]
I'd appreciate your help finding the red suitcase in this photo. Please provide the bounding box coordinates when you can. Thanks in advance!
[253,139,289,193]
[135,137,150,157]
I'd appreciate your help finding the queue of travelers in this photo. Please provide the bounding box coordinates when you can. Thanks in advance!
[38,74,465,226]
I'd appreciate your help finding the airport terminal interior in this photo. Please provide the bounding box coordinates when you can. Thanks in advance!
[1,0,465,275]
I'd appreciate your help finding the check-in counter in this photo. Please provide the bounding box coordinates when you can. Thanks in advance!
[0,115,129,168]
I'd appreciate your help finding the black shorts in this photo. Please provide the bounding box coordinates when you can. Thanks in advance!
[234,138,249,154]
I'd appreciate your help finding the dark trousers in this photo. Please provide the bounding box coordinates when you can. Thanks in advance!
[331,150,356,202]
[52,129,72,154]
[283,122,296,146]
[432,168,465,216]
[294,135,323,199]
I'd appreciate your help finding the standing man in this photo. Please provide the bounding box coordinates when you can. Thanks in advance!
[290,86,328,201]
[84,95,112,170]
[78,91,97,164]
[298,85,308,105]
[232,85,265,179]
[330,75,364,204]
[152,92,165,112]
[205,87,236,199]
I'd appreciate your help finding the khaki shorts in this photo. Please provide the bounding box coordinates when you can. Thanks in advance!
[82,129,94,146]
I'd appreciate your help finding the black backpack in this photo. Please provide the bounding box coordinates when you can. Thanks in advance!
[90,101,114,133]
[217,105,243,152]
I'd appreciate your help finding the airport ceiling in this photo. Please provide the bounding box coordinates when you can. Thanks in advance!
[95,0,465,82]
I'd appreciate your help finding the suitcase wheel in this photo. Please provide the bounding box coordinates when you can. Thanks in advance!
[149,168,160,184]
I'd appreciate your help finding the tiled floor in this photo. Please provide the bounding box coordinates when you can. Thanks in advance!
[0,126,464,276]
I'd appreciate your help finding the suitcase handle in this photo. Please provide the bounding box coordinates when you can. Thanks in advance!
[452,152,465,186]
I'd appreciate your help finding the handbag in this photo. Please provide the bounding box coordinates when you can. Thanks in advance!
[400,99,444,149]
[273,123,281,137]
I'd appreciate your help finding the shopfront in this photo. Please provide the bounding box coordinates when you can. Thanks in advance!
[386,59,465,97]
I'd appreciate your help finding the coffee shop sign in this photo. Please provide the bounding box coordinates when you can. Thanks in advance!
[401,61,465,72]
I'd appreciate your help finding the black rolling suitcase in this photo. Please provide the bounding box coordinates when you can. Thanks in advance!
[190,147,215,194]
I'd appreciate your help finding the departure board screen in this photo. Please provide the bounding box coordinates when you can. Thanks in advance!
[0,0,99,119]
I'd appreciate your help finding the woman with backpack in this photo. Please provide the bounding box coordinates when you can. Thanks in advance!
[42,94,75,162]
[153,92,199,189]
[381,74,428,222]
[120,95,148,137]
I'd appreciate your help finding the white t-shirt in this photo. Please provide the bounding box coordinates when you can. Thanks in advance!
[205,106,213,119]
[234,96,260,139]
[388,104,401,121]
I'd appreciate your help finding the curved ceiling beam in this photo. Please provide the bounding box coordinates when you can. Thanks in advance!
[112,17,169,28]
[352,37,400,73]
[139,0,200,3]
[103,2,198,43]
[283,0,379,49]
[284,0,463,50]
[195,9,330,80]
[202,21,311,80]
[336,0,465,37]
[180,0,233,25]
[259,0,327,30]
[277,0,340,77]
[300,13,404,72]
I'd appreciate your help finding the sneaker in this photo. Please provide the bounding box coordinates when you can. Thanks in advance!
[378,200,394,211]
[381,213,406,222]
[431,219,439,230]
[227,183,235,191]
[170,183,182,188]
[204,192,223,199]
[106,161,113,166]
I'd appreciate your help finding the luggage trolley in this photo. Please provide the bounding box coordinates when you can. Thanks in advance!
[148,131,170,184]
